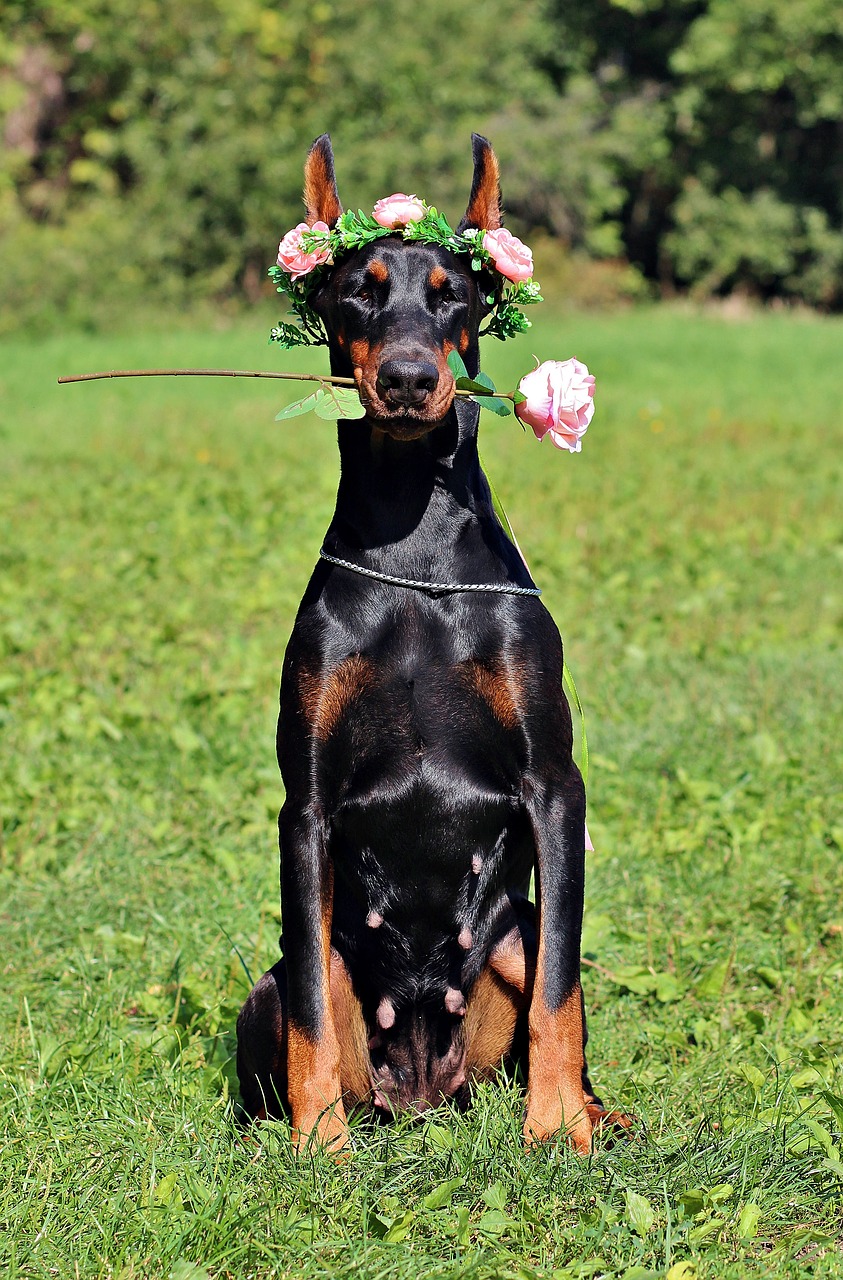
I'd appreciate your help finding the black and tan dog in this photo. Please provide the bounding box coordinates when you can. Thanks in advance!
[236,134,620,1153]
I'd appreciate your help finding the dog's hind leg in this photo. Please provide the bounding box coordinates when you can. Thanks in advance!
[236,951,371,1125]
[236,959,288,1122]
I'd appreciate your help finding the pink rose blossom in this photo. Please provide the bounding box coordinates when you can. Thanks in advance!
[515,358,595,452]
[276,220,333,280]
[372,193,426,229]
[482,228,533,282]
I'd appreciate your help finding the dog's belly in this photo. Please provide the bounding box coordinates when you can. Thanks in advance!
[322,669,533,1005]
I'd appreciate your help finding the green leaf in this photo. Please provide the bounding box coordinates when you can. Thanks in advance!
[821,1090,843,1130]
[425,1123,453,1151]
[737,1062,765,1095]
[423,1178,463,1211]
[275,389,325,420]
[455,375,496,395]
[471,395,511,416]
[607,965,655,995]
[476,1209,513,1236]
[383,1209,415,1242]
[678,1188,706,1218]
[313,385,366,420]
[170,723,204,754]
[666,1264,697,1280]
[688,1218,727,1244]
[446,349,469,380]
[790,1066,824,1089]
[483,1183,508,1211]
[654,971,683,1002]
[738,1203,762,1239]
[798,1116,837,1157]
[695,956,732,997]
[153,1171,182,1208]
[454,1206,471,1245]
[625,1189,655,1235]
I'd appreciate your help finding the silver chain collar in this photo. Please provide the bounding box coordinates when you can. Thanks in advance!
[318,550,541,597]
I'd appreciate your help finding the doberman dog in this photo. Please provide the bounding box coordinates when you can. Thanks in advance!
[236,133,620,1154]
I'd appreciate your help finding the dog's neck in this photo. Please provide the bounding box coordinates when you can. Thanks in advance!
[323,347,531,588]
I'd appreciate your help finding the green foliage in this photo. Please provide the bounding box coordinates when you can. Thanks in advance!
[2,307,843,1276]
[1,0,843,327]
[666,183,843,303]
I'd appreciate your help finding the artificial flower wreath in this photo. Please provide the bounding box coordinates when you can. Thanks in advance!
[268,195,543,350]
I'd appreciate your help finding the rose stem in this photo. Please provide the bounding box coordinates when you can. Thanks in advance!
[56,368,512,401]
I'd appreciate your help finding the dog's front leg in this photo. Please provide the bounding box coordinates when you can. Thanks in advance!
[523,769,592,1154]
[279,801,348,1154]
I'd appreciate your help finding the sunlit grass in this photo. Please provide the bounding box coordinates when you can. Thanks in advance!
[1,305,842,1278]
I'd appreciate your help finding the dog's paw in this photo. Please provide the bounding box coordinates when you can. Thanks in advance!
[292,1100,351,1159]
[585,1100,635,1144]
[523,1106,592,1154]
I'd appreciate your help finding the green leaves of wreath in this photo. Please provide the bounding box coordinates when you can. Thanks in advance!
[269,208,543,351]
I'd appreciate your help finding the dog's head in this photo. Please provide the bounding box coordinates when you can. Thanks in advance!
[301,134,502,440]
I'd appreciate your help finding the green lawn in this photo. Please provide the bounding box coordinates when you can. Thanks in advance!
[1,305,842,1279]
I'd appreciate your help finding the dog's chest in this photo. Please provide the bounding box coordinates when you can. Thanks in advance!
[314,635,526,798]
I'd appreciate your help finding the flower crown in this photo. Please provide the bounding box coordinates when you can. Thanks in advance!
[268,193,543,349]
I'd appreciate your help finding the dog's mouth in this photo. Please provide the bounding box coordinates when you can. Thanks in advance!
[353,357,456,438]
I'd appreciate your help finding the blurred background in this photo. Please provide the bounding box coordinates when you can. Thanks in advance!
[2,0,842,335]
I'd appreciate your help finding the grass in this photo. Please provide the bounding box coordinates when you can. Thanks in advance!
[1,303,842,1279]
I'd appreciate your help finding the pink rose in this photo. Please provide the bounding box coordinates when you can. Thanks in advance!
[372,193,426,228]
[276,220,333,280]
[482,228,533,282]
[515,358,595,452]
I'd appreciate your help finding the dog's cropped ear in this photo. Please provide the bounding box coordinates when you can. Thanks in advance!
[457,134,502,233]
[304,133,343,227]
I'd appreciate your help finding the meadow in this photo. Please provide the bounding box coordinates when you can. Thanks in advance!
[1,303,842,1278]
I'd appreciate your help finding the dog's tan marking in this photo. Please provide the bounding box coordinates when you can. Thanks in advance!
[350,338,371,369]
[304,138,342,227]
[459,327,470,354]
[462,139,502,232]
[489,933,535,993]
[287,866,349,1153]
[429,265,448,288]
[300,655,375,740]
[464,966,522,1078]
[329,949,371,1103]
[369,259,389,283]
[461,660,520,729]
[524,980,591,1154]
[351,338,384,408]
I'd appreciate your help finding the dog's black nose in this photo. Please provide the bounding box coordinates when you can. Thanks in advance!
[377,360,439,407]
